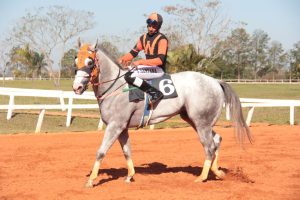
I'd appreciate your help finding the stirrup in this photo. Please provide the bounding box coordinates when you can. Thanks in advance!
[149,92,164,106]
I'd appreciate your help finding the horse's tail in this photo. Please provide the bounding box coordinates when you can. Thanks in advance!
[218,81,253,144]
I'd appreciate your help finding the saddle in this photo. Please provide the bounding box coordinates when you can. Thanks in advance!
[125,74,178,128]
[128,74,178,102]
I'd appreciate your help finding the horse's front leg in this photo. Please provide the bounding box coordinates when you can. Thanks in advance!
[118,129,135,183]
[85,122,125,188]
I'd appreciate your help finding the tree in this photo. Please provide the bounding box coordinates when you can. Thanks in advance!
[249,29,270,79]
[289,41,300,80]
[99,34,137,56]
[167,44,204,73]
[266,41,287,80]
[221,28,251,81]
[8,6,95,86]
[10,45,33,78]
[163,0,232,69]
[9,44,47,78]
[98,40,123,59]
[61,48,77,78]
[162,23,185,51]
[0,39,11,84]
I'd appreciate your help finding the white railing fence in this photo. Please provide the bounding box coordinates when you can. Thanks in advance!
[0,87,299,133]
[240,98,300,126]
[0,87,103,133]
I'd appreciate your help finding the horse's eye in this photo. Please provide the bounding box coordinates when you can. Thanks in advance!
[85,58,94,67]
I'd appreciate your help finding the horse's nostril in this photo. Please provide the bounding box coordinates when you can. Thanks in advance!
[77,86,83,91]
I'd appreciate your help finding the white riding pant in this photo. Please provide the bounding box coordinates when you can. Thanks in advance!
[129,65,164,80]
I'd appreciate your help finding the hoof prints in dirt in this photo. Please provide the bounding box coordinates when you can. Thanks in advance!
[227,167,255,183]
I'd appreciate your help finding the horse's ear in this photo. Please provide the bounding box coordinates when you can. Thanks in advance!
[94,38,99,51]
[77,37,81,48]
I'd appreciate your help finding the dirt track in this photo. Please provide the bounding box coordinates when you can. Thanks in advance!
[0,124,300,200]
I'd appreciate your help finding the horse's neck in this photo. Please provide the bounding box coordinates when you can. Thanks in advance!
[97,50,126,93]
[98,51,120,78]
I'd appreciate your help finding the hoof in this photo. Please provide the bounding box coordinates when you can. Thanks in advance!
[85,180,94,188]
[124,176,134,183]
[214,170,225,180]
[194,176,207,183]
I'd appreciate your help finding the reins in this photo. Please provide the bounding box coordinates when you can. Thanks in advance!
[88,51,132,100]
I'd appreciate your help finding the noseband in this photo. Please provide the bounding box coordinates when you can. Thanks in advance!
[76,47,129,100]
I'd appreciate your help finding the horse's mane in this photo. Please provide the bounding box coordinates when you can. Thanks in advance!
[97,43,123,69]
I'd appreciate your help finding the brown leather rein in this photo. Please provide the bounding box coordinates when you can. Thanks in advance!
[87,51,127,99]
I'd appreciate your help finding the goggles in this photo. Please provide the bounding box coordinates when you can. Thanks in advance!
[146,18,159,26]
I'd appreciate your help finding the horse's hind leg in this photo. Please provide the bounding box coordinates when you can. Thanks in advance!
[180,113,224,181]
[210,130,225,179]
[118,129,135,183]
[194,126,224,182]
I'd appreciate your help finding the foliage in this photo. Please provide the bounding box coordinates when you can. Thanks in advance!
[7,6,95,85]
[0,40,10,78]
[205,57,235,79]
[212,27,295,80]
[289,42,300,79]
[163,0,231,69]
[99,41,122,60]
[265,41,287,80]
[222,28,251,80]
[166,44,204,73]
[249,29,270,79]
[2,3,298,81]
[61,49,77,78]
[9,44,47,78]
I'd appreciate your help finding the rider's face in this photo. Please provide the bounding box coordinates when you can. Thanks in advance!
[147,24,158,35]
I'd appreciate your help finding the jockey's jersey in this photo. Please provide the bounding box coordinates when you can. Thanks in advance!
[130,32,168,71]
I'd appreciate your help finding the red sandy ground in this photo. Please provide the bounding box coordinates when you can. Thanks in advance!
[0,124,299,200]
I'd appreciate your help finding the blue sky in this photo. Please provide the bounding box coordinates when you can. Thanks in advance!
[0,0,299,50]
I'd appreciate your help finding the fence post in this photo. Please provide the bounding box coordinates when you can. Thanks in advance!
[66,97,73,127]
[290,105,295,125]
[98,118,104,130]
[226,104,231,120]
[7,95,14,120]
[60,94,66,111]
[246,106,255,126]
[35,109,46,133]
[149,125,155,130]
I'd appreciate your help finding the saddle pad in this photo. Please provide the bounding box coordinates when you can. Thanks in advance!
[129,74,178,102]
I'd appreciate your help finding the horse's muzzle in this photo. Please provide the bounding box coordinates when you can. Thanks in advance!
[73,83,86,95]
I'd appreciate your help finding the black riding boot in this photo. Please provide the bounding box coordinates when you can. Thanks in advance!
[139,80,164,106]
[124,72,164,105]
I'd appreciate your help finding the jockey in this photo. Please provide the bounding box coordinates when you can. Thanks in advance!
[119,12,168,106]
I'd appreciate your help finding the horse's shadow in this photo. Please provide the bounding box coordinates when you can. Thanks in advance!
[87,162,228,186]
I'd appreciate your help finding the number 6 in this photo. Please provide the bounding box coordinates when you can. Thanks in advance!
[159,79,175,95]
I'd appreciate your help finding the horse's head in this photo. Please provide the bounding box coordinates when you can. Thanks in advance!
[73,38,100,95]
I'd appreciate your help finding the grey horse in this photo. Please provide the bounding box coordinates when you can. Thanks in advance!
[72,41,252,188]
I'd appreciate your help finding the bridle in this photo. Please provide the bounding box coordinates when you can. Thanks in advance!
[76,47,128,100]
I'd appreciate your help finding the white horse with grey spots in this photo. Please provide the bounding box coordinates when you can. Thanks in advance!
[72,40,253,188]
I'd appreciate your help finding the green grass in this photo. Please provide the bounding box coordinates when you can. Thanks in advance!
[1,79,73,90]
[230,83,300,99]
[0,80,299,134]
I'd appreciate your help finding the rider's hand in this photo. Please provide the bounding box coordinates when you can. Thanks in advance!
[130,62,138,69]
[118,58,125,65]
[118,58,129,69]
